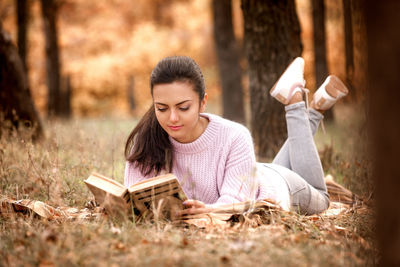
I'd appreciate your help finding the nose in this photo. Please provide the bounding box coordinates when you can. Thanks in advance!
[169,109,179,123]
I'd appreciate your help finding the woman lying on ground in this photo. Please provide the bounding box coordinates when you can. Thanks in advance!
[124,56,348,216]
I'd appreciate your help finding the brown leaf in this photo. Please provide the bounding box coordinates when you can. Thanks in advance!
[39,260,54,267]
[114,242,125,251]
[220,255,230,263]
[181,237,189,246]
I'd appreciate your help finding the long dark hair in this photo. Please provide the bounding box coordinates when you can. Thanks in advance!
[125,56,206,176]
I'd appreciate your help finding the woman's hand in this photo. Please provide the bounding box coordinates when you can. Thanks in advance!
[177,199,213,216]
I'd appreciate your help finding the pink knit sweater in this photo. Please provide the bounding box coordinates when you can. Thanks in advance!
[124,113,290,208]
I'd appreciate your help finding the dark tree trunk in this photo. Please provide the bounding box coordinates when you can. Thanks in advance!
[352,0,367,103]
[366,1,400,265]
[0,26,43,140]
[343,0,354,98]
[59,75,71,118]
[212,0,245,124]
[127,75,136,113]
[16,0,29,73]
[241,0,303,159]
[311,0,334,121]
[311,0,328,89]
[41,0,61,117]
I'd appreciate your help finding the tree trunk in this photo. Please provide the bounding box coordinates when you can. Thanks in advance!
[127,75,136,113]
[351,0,367,103]
[16,0,29,73]
[343,0,354,99]
[59,74,71,118]
[0,26,43,140]
[241,0,303,159]
[366,1,400,265]
[311,0,334,121]
[212,0,245,124]
[41,0,61,117]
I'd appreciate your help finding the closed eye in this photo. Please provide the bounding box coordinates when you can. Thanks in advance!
[157,107,167,112]
[179,106,189,111]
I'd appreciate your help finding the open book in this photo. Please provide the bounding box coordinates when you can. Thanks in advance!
[84,172,187,220]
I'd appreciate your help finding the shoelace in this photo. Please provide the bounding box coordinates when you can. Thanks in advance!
[320,116,326,134]
[302,87,310,109]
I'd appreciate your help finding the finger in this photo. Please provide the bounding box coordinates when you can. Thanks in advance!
[183,200,205,208]
[177,207,212,216]
[183,199,202,207]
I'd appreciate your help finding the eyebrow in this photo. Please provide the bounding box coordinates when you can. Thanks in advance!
[154,100,192,106]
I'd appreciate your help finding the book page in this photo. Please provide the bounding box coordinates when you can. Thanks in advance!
[85,173,127,197]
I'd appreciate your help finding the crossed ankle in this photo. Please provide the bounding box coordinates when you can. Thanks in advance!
[288,91,304,105]
[309,104,325,116]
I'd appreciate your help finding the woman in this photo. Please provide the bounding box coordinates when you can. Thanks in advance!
[124,56,348,215]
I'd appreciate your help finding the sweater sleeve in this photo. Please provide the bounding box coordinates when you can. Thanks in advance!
[212,125,258,206]
[124,161,149,187]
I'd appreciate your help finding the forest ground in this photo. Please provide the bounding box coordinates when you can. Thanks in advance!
[0,104,377,266]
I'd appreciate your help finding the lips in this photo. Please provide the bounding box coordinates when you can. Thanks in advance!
[168,125,183,131]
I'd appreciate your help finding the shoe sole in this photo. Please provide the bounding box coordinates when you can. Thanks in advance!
[270,57,304,104]
[325,75,349,98]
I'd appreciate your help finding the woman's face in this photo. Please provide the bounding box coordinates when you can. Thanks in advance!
[153,81,207,143]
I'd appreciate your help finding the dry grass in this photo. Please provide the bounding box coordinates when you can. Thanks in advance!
[315,103,373,197]
[0,107,377,266]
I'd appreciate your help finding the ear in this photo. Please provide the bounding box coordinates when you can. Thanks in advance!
[200,93,208,113]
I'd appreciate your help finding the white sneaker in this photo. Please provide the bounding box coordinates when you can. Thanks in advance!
[313,75,349,110]
[270,57,305,104]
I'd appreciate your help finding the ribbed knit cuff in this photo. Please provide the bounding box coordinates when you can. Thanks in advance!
[285,101,306,112]
[308,108,324,121]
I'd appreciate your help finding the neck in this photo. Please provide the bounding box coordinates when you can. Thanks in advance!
[176,115,209,143]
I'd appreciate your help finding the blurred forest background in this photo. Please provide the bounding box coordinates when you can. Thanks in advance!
[0,0,366,117]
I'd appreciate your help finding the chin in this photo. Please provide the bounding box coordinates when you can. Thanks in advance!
[170,132,188,142]
[170,133,185,142]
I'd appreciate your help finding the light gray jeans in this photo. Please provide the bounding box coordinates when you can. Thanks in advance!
[264,101,329,215]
